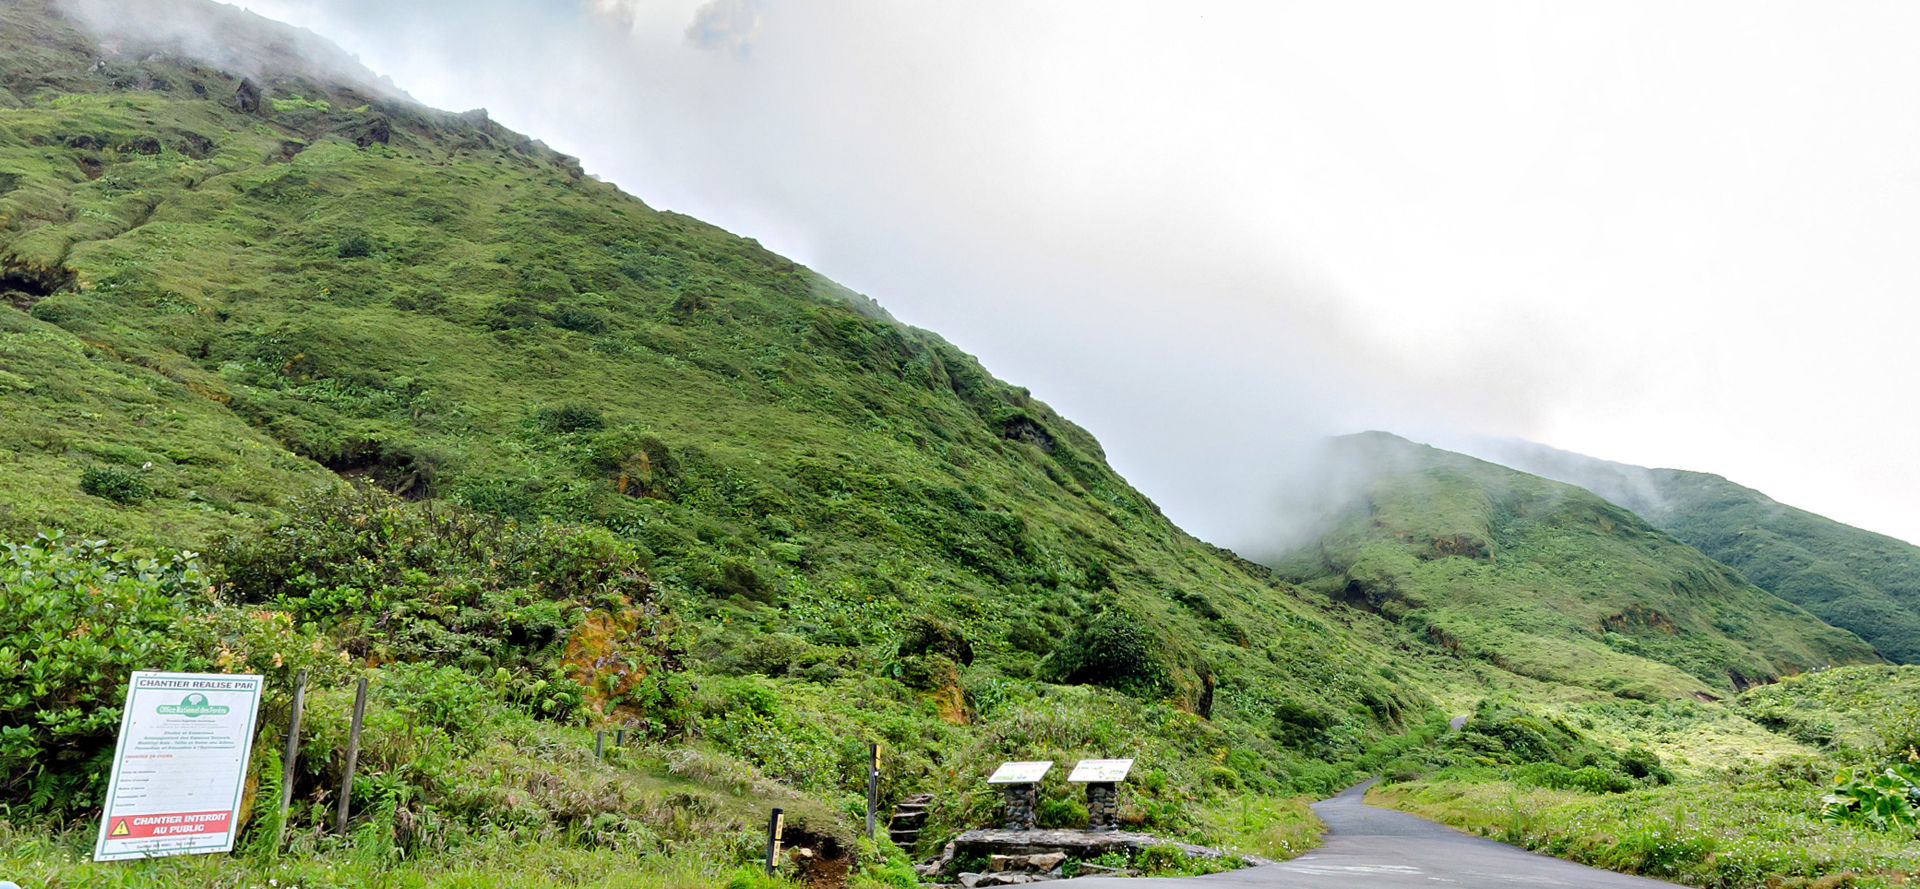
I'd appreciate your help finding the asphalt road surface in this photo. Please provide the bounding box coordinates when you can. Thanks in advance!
[1065,780,1679,887]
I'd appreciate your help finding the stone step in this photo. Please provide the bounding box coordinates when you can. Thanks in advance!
[888,792,937,849]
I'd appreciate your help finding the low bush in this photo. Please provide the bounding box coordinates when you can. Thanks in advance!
[1515,762,1633,794]
[535,403,607,434]
[1039,608,1172,699]
[79,464,150,503]
[554,303,613,334]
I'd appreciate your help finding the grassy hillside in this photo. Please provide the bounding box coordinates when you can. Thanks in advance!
[1473,438,1920,665]
[0,0,1436,857]
[7,2,1915,886]
[1272,433,1879,699]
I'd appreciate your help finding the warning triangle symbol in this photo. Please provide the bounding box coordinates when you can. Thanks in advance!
[110,818,130,837]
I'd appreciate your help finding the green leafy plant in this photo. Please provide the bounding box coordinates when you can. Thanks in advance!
[1822,763,1920,832]
[0,534,212,812]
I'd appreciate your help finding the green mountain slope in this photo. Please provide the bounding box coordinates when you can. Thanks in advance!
[0,0,1434,798]
[1272,433,1879,698]
[1471,438,1920,665]
[7,6,1915,885]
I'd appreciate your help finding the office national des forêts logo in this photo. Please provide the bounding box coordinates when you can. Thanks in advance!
[155,693,230,718]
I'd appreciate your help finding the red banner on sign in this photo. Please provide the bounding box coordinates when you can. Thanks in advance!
[106,810,232,840]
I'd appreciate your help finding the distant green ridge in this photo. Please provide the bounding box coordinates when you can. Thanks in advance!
[1272,433,1880,698]
[1471,438,1920,665]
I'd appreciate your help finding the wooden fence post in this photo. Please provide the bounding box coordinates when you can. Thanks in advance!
[335,677,368,835]
[273,668,307,851]
[866,742,880,839]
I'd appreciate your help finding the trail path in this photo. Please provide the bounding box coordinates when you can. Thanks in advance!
[1063,780,1679,887]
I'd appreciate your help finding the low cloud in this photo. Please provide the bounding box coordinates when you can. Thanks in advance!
[60,0,402,96]
[685,0,761,55]
[585,0,641,31]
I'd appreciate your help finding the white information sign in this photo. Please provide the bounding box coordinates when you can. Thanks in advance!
[93,672,265,861]
[1067,758,1135,783]
[986,761,1053,784]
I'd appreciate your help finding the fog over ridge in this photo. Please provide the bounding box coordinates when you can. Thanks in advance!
[139,0,1920,550]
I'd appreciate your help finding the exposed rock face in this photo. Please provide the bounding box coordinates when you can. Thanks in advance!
[233,77,259,113]
[349,115,391,147]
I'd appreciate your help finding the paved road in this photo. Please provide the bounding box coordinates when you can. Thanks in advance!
[1065,780,1679,887]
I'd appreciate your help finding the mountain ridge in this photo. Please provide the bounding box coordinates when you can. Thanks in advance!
[1271,432,1880,698]
[1465,437,1920,664]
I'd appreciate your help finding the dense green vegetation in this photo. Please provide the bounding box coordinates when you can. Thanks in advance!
[1475,438,1920,665]
[1273,433,1878,700]
[3,2,1917,887]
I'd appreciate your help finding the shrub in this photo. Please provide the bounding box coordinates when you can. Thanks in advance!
[1449,700,1598,767]
[208,485,673,680]
[715,633,820,677]
[336,230,375,258]
[1568,766,1634,794]
[1618,746,1674,785]
[1203,765,1241,791]
[376,663,495,738]
[483,297,542,330]
[553,303,612,334]
[1039,608,1172,699]
[895,653,959,691]
[1383,756,1427,784]
[78,464,149,503]
[535,403,606,434]
[0,535,213,813]
[687,559,773,604]
[897,614,973,666]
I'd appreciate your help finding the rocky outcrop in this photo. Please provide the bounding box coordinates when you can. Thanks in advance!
[233,77,260,113]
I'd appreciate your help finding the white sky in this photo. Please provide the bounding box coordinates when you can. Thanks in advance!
[224,0,1920,549]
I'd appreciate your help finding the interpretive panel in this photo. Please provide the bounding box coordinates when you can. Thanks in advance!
[1067,758,1135,783]
[986,761,1053,784]
[92,672,265,861]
